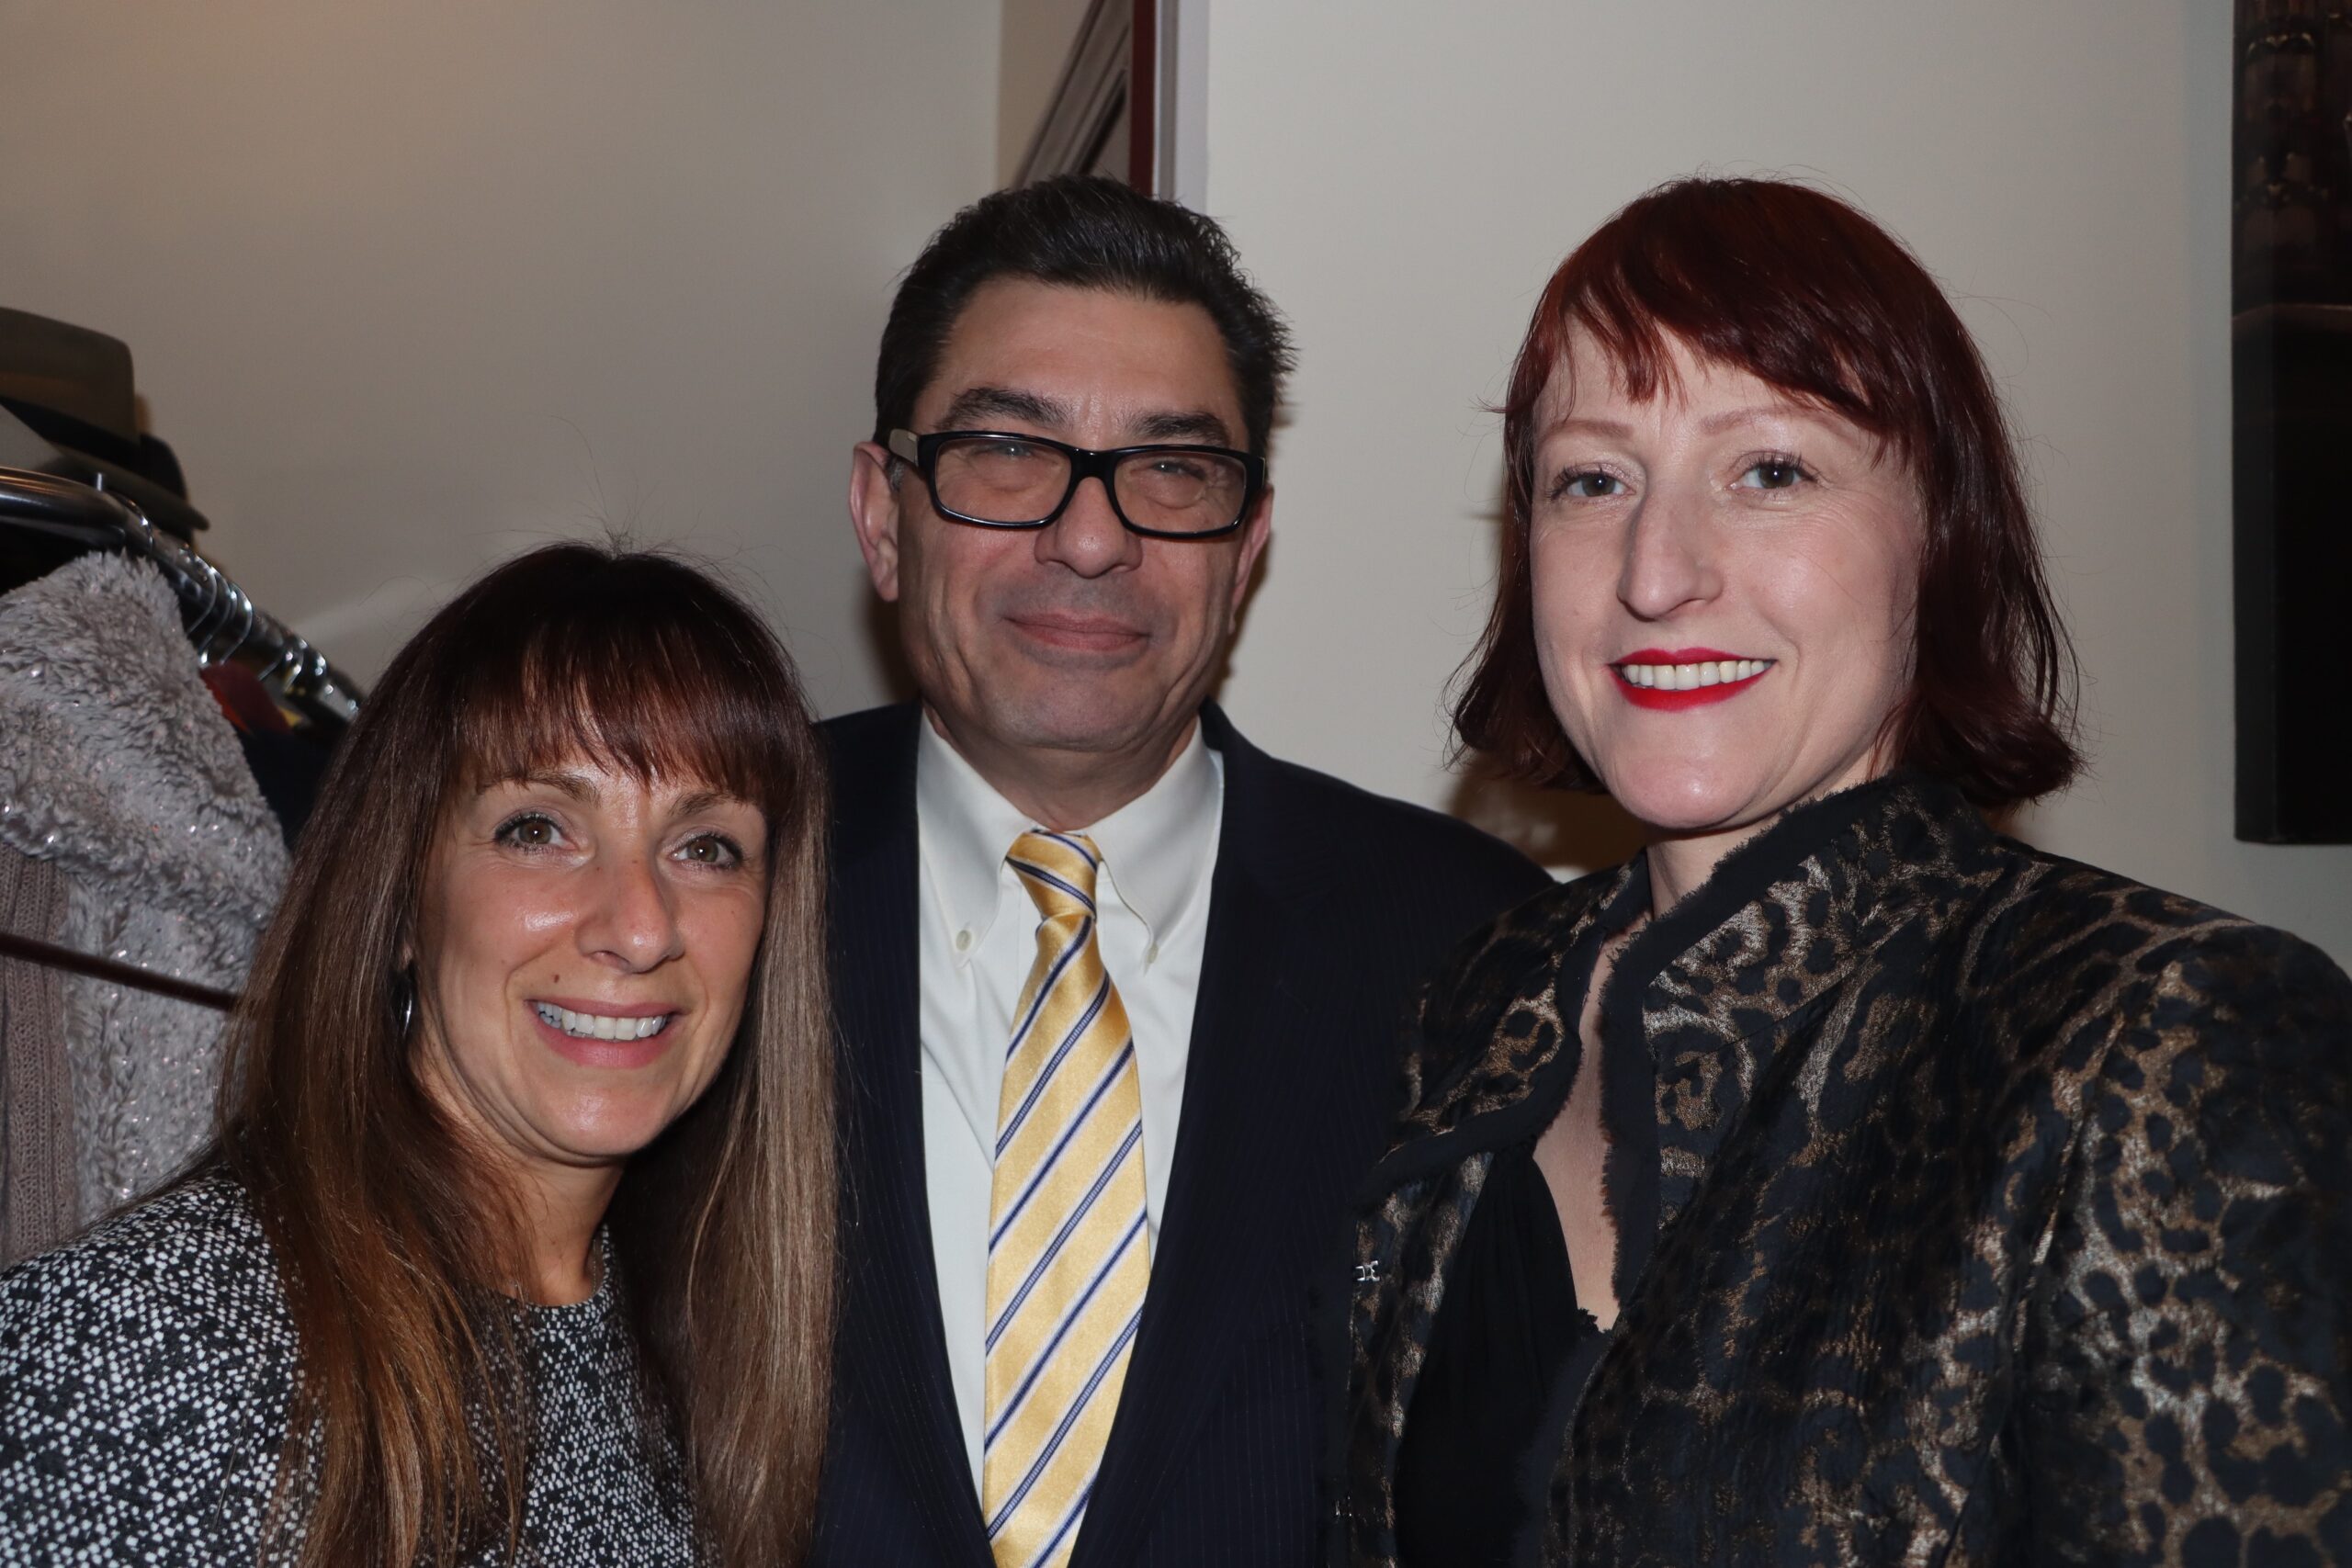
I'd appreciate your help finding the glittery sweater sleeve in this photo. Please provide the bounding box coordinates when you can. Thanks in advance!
[2020,921,2352,1563]
[0,1176,300,1567]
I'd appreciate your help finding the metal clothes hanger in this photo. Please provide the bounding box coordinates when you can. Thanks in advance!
[0,434,363,728]
[0,407,364,1010]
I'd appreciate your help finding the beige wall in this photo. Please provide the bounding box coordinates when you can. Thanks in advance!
[0,0,1000,714]
[1198,0,2351,964]
[5,2,2342,965]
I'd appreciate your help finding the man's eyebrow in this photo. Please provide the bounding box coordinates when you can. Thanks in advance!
[1131,409,1234,446]
[938,386,1069,430]
[932,388,1237,450]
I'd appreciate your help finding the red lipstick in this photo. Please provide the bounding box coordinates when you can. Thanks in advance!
[1611,648,1771,712]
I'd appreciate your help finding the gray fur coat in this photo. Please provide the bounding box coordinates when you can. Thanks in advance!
[0,553,286,1256]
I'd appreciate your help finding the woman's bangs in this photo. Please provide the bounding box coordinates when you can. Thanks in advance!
[447,609,783,809]
[1572,243,1881,431]
[1523,178,1962,470]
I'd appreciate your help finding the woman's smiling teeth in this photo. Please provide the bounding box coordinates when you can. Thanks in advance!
[1614,658,1772,690]
[533,1003,672,1041]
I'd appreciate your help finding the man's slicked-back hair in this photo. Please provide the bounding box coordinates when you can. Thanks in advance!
[873,175,1295,457]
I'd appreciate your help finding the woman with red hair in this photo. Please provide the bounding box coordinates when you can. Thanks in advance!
[1332,179,2351,1565]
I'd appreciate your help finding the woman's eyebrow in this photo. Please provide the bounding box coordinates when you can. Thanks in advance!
[506,769,598,803]
[670,786,747,818]
[1540,414,1634,441]
[1695,401,1829,437]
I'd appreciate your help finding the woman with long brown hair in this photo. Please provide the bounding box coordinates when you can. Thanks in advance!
[0,542,834,1566]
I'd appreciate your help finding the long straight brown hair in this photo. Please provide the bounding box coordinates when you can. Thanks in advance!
[209,542,833,1567]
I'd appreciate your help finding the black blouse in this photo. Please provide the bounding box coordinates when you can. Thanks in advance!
[1393,1140,1596,1567]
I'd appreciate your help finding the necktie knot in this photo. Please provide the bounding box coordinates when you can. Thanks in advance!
[1008,829,1102,926]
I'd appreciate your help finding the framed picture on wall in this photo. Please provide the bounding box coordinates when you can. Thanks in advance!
[2233,0,2352,842]
[1015,0,1194,198]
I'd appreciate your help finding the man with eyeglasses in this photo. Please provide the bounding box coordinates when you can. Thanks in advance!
[814,175,1545,1568]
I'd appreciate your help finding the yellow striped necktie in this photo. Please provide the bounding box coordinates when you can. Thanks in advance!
[980,829,1151,1568]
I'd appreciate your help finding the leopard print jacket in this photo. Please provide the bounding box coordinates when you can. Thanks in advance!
[1329,772,2352,1567]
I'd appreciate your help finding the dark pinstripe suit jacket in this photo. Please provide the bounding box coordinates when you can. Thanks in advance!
[809,702,1548,1567]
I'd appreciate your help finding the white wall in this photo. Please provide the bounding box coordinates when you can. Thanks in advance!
[0,0,1000,715]
[1198,0,2350,965]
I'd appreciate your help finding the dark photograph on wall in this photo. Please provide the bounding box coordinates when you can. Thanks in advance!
[2233,0,2352,842]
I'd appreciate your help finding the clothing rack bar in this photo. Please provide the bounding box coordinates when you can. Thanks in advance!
[0,928,237,1012]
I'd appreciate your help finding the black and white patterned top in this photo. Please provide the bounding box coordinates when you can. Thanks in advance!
[0,1172,698,1565]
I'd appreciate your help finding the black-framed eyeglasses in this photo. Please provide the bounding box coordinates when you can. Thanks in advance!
[888,428,1264,539]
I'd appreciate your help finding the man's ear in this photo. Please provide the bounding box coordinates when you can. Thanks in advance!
[1227,483,1274,629]
[848,441,906,603]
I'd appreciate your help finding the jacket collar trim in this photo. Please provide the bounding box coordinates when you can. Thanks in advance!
[1387,771,1990,1175]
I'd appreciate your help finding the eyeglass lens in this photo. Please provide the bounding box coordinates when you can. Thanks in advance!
[931,436,1249,533]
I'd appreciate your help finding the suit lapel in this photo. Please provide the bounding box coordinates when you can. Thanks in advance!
[1074,706,1329,1567]
[828,704,993,1562]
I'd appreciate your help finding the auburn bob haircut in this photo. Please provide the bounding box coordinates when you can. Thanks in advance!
[1454,176,2079,808]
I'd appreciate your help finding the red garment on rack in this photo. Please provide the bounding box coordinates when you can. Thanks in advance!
[200,663,290,735]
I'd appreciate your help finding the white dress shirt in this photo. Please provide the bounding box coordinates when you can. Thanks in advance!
[914,714,1224,1489]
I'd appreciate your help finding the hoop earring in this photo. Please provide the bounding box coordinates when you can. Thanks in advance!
[391,967,417,1037]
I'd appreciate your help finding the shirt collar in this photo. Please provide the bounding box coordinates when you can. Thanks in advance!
[914,713,1223,958]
